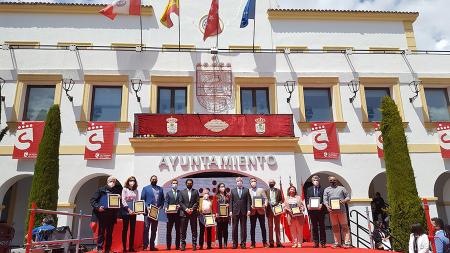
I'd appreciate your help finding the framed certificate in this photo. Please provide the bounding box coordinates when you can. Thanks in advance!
[204,215,216,227]
[148,205,159,220]
[309,197,321,210]
[133,200,145,214]
[291,206,303,216]
[166,204,178,214]
[253,197,264,208]
[273,204,283,216]
[330,199,341,210]
[107,194,120,209]
[218,204,228,217]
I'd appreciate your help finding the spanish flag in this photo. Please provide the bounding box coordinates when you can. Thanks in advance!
[160,0,179,28]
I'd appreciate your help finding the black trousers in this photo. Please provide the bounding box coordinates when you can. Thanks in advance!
[216,220,229,248]
[143,216,158,249]
[309,210,326,244]
[122,215,136,250]
[232,214,247,246]
[97,214,115,251]
[180,214,198,247]
[199,222,212,248]
[250,213,267,245]
[166,214,180,249]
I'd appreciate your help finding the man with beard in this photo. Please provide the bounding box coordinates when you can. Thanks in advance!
[179,179,200,251]
[141,175,165,251]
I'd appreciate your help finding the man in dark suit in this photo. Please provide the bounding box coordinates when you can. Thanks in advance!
[265,179,283,248]
[230,177,251,249]
[141,175,165,251]
[179,178,200,251]
[164,179,181,250]
[306,175,327,248]
[249,177,269,248]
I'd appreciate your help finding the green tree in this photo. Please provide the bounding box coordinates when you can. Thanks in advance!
[25,105,61,233]
[380,96,426,251]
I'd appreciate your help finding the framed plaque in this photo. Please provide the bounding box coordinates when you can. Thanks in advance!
[273,204,283,216]
[253,197,264,209]
[166,204,178,214]
[107,194,120,209]
[204,215,216,227]
[133,200,145,214]
[218,204,228,217]
[309,197,321,210]
[330,199,341,210]
[148,205,159,220]
[291,206,303,216]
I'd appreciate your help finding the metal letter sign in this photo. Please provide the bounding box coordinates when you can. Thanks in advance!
[196,56,233,113]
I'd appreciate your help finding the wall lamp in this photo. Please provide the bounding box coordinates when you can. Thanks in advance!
[284,81,296,103]
[409,80,422,103]
[62,78,75,102]
[348,79,360,103]
[0,77,5,102]
[131,78,142,102]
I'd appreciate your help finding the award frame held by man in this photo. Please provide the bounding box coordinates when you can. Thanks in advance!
[253,196,264,209]
[330,198,342,210]
[166,204,178,214]
[148,204,159,220]
[309,196,321,210]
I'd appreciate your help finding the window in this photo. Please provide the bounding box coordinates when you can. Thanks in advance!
[304,88,333,122]
[424,88,450,121]
[240,88,270,114]
[157,87,187,114]
[365,88,390,122]
[23,85,56,121]
[90,86,122,121]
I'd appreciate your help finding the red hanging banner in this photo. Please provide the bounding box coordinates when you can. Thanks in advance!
[13,121,45,159]
[436,122,450,158]
[84,122,115,160]
[134,114,294,137]
[310,122,340,159]
[374,122,384,158]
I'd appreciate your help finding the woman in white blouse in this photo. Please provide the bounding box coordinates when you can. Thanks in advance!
[408,223,430,253]
[199,189,214,249]
[121,176,139,252]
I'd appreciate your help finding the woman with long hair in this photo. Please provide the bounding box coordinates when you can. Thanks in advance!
[215,182,230,249]
[121,176,139,252]
[283,185,305,248]
[408,223,429,253]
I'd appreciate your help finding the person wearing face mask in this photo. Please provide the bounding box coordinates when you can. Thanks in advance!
[305,175,326,248]
[215,183,230,249]
[90,176,121,253]
[121,176,139,252]
[283,186,305,248]
[198,190,213,249]
[323,176,351,248]
[141,175,165,251]
[179,179,200,251]
[230,177,251,249]
[265,179,283,248]
[248,177,269,248]
[164,179,181,250]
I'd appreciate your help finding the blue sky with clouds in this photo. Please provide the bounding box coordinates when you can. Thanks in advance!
[3,0,448,50]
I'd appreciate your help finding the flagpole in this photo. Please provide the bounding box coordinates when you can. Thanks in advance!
[139,4,143,48]
[178,0,181,51]
[252,0,256,52]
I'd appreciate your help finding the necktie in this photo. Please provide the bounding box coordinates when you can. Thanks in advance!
[314,187,317,197]
[173,190,176,199]
[238,188,242,198]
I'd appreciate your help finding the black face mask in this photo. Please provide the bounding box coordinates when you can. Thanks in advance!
[330,182,337,186]
[186,185,193,190]
[269,183,275,188]
[151,181,157,186]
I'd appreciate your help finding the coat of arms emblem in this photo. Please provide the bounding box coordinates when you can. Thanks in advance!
[166,117,178,134]
[255,117,266,134]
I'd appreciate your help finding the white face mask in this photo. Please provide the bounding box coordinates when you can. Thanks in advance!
[172,184,178,190]
[129,181,135,187]
[312,180,320,186]
[237,181,243,187]
[250,182,257,188]
[203,194,209,200]
[219,187,225,192]
[107,182,115,188]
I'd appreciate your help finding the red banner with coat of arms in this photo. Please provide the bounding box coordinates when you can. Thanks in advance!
[310,122,340,159]
[13,121,45,159]
[133,114,293,137]
[374,122,384,158]
[84,122,115,160]
[436,122,450,158]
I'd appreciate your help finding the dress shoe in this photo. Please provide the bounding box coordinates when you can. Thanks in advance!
[150,248,158,251]
[263,243,270,248]
[232,244,238,249]
[241,244,246,249]
[313,243,319,248]
[269,243,274,248]
[128,248,136,252]
[276,243,283,248]
[192,245,197,251]
[175,247,180,250]
[180,245,186,251]
[206,246,212,249]
[321,244,327,248]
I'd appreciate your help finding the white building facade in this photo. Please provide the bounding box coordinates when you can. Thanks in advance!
[1,0,450,247]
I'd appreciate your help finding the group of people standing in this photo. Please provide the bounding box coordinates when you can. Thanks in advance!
[408,218,450,253]
[90,174,352,252]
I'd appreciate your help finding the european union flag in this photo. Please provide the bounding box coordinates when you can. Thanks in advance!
[240,0,256,28]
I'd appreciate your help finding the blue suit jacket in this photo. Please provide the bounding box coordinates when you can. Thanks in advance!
[141,185,165,208]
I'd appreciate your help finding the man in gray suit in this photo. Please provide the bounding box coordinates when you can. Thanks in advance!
[249,177,269,248]
[230,177,251,249]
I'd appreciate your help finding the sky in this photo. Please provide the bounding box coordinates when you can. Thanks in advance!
[3,0,449,50]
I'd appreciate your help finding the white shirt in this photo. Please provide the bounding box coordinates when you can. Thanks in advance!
[188,189,192,201]
[202,199,212,214]
[409,233,430,253]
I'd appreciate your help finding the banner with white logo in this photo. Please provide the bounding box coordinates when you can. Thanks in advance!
[310,122,340,159]
[374,123,384,158]
[13,121,45,159]
[436,122,450,158]
[84,122,115,160]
